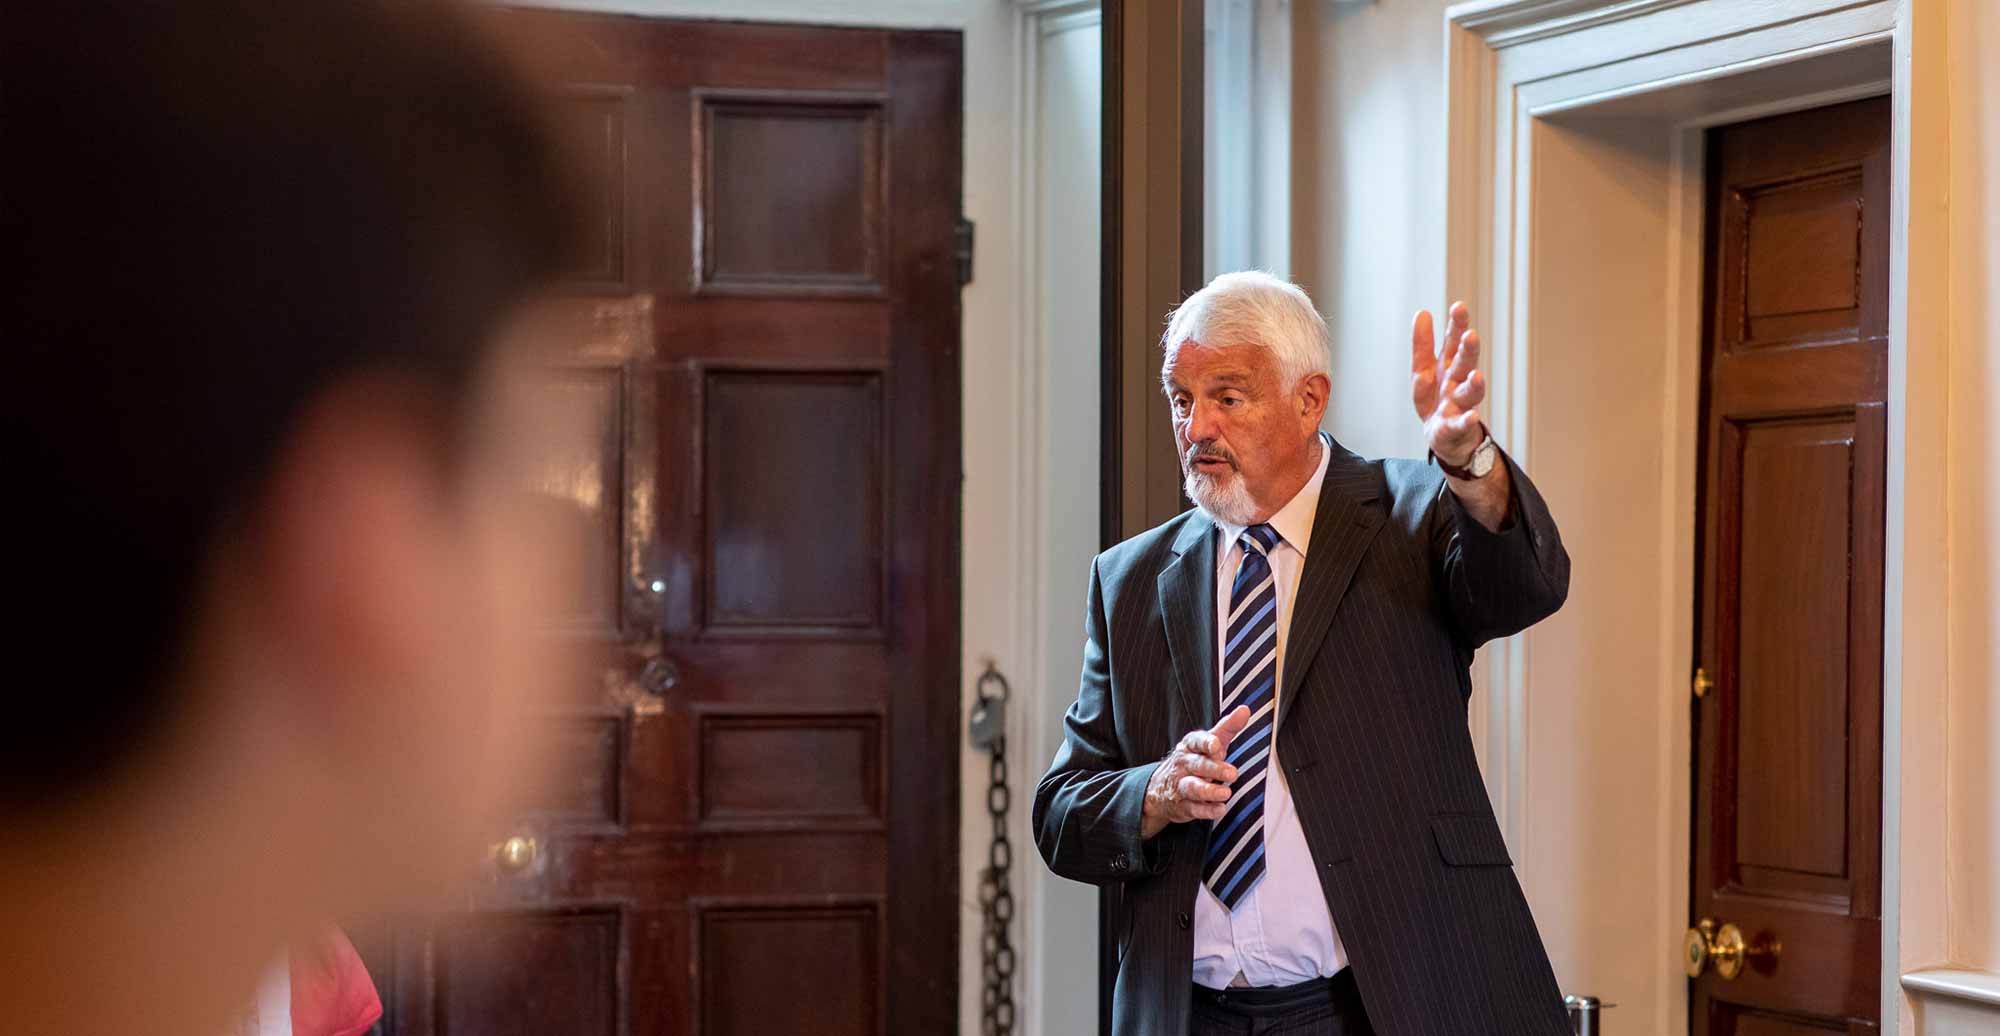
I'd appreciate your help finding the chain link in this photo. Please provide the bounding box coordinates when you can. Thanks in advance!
[976,669,1016,1036]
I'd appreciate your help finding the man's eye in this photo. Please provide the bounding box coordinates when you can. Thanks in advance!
[1221,395,1242,407]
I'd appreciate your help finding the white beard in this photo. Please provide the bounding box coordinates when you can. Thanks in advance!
[1184,466,1261,527]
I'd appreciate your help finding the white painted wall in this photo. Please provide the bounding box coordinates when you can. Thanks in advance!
[1944,0,2000,980]
[1022,11,1103,1032]
[1204,0,1292,279]
[1518,112,1683,1028]
[1292,0,1445,462]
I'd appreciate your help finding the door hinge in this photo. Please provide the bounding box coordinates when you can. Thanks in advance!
[955,217,975,287]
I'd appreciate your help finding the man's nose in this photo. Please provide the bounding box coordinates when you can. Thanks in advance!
[1183,399,1222,444]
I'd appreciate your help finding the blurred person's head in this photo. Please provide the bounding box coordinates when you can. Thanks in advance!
[2,2,580,1032]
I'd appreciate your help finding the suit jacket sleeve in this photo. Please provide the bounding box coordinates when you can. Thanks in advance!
[1032,556,1172,885]
[1433,449,1571,649]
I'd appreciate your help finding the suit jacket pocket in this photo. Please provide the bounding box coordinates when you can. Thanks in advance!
[1430,812,1513,867]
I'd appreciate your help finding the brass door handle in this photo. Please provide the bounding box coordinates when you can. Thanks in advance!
[491,835,538,873]
[639,655,681,695]
[618,632,677,718]
[1683,918,1778,979]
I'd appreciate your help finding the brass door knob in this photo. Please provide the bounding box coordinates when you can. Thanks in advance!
[1682,922,1710,976]
[1683,918,1777,979]
[639,655,681,695]
[491,835,538,873]
[1683,919,1737,977]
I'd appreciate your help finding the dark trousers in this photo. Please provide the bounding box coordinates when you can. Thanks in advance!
[1188,970,1376,1036]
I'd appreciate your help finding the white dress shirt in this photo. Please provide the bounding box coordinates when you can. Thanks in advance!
[1191,432,1348,989]
[237,953,293,1036]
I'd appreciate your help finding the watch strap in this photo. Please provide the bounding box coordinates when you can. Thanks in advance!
[1431,423,1492,480]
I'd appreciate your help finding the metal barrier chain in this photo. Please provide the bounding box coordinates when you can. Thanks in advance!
[973,664,1015,1036]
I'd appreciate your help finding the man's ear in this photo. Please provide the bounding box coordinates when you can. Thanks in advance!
[1297,372,1331,425]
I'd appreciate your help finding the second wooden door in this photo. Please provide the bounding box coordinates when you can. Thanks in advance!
[1690,96,1889,1036]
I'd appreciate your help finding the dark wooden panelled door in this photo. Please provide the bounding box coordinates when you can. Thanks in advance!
[351,15,962,1036]
[1690,97,1888,1036]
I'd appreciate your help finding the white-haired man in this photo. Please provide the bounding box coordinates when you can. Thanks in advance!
[1034,271,1571,1036]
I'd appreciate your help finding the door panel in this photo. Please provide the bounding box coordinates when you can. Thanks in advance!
[698,713,884,827]
[693,901,883,1036]
[546,87,632,291]
[697,95,886,296]
[1728,415,1856,892]
[538,714,625,827]
[1691,97,1888,1034]
[356,15,962,1036]
[1733,169,1867,348]
[433,911,625,1036]
[701,371,885,634]
[1710,1004,1853,1036]
[533,367,634,630]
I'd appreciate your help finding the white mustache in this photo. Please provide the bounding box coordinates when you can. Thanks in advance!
[1184,445,1238,471]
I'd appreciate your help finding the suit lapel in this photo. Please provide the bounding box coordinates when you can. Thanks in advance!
[1277,441,1387,730]
[1159,514,1219,732]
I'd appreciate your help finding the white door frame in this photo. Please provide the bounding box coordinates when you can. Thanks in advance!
[1010,3,1105,1034]
[1442,0,1949,1031]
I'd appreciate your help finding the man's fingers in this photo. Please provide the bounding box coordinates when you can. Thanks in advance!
[1441,302,1469,371]
[1449,368,1487,409]
[1446,327,1480,384]
[1176,775,1231,802]
[1411,310,1439,417]
[1208,705,1252,756]
[1410,309,1437,378]
[1182,754,1238,784]
[1209,705,1252,738]
[1410,309,1437,368]
[1411,367,1439,419]
[1178,707,1252,767]
[1186,802,1230,822]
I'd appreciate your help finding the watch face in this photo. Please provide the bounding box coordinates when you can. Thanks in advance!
[1469,439,1498,478]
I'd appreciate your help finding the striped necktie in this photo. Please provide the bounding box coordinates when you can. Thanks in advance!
[1203,522,1283,911]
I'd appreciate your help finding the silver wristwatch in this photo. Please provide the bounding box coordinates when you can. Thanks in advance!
[1435,429,1499,480]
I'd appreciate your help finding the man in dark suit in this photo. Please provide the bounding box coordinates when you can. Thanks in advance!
[1034,271,1572,1036]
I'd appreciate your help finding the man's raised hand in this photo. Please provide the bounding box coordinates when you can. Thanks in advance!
[1410,301,1487,468]
[1140,706,1252,839]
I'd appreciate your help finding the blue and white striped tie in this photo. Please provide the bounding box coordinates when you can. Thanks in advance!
[1203,522,1283,911]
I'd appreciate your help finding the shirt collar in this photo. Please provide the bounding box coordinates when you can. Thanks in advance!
[1214,431,1331,559]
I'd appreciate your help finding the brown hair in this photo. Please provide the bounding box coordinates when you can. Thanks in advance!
[1,0,577,803]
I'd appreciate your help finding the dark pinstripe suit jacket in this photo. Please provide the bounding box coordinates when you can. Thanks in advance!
[1033,438,1572,1036]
